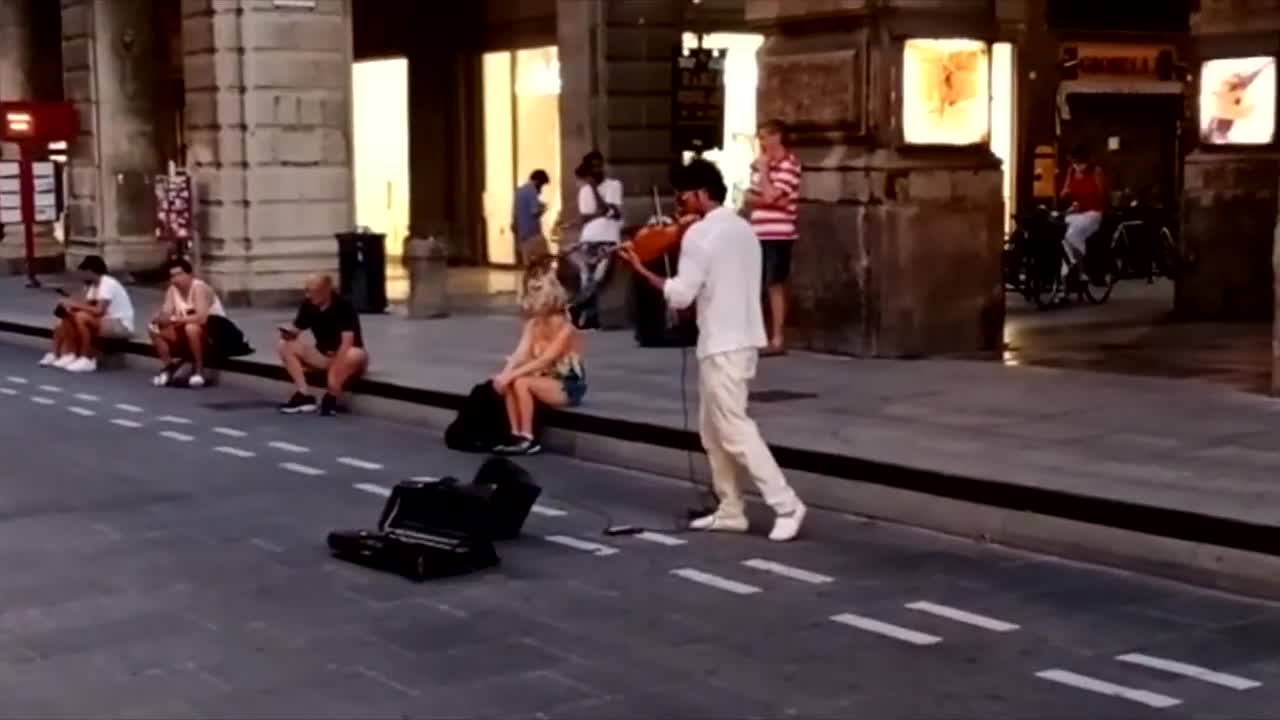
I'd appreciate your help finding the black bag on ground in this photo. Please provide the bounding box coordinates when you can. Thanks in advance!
[327,477,500,581]
[206,315,254,359]
[445,381,511,452]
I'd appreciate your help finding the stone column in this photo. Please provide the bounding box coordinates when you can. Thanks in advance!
[61,0,168,275]
[0,0,62,275]
[556,0,683,225]
[748,0,1005,357]
[1178,1,1280,329]
[183,0,354,306]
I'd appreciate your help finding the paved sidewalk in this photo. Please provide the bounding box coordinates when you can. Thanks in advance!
[2,275,1278,535]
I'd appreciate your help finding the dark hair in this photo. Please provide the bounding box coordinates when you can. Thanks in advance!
[672,159,728,204]
[530,169,549,184]
[167,258,193,274]
[759,119,787,137]
[1068,143,1091,164]
[575,150,604,178]
[77,255,107,275]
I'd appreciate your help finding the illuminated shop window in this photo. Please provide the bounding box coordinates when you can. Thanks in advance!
[903,39,991,146]
[1199,57,1276,146]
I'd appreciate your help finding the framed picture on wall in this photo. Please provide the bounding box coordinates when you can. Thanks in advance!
[902,38,991,146]
[1199,56,1277,146]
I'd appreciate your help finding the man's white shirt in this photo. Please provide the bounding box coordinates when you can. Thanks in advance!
[662,206,768,359]
[87,274,136,333]
[578,178,624,244]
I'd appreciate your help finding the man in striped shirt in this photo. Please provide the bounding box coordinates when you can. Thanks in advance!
[745,119,801,356]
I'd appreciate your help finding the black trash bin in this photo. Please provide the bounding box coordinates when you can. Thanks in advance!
[632,251,697,348]
[335,231,388,313]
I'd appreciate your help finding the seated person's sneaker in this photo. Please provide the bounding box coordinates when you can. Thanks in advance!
[66,357,97,373]
[318,392,337,416]
[152,362,182,387]
[187,373,206,389]
[52,354,78,369]
[497,434,541,456]
[768,502,807,543]
[38,352,57,367]
[278,392,317,414]
[689,511,749,533]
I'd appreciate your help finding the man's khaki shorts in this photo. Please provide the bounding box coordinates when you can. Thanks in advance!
[100,318,132,339]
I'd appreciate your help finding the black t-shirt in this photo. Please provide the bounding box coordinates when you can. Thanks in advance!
[293,295,363,354]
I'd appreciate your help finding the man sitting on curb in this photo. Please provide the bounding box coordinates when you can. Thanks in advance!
[40,255,135,373]
[277,274,368,416]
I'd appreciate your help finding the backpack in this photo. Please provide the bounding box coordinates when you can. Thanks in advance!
[445,381,511,453]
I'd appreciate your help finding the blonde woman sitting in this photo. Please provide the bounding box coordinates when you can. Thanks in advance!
[493,262,587,455]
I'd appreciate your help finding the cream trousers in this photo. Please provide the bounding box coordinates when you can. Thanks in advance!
[699,349,800,518]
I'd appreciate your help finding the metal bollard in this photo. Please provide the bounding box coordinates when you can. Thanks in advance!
[403,235,449,318]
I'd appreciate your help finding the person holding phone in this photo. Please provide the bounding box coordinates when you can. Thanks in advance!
[276,274,368,415]
[40,255,135,373]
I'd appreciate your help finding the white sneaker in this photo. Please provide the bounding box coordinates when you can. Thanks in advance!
[689,511,749,533]
[65,357,97,373]
[38,352,58,367]
[768,502,807,543]
[151,371,171,387]
[52,354,77,369]
[187,373,205,389]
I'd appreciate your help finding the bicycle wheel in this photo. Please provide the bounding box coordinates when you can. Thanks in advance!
[1155,226,1178,280]
[1083,242,1121,305]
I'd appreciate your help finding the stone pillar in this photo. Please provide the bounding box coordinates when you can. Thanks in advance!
[556,0,683,225]
[0,0,62,275]
[1178,1,1280,327]
[182,0,354,306]
[61,0,168,275]
[748,0,1005,357]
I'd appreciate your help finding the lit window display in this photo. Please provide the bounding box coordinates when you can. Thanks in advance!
[1199,57,1276,146]
[680,33,764,209]
[902,39,991,146]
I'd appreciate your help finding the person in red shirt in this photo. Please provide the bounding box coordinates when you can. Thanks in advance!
[1058,144,1106,287]
[745,119,802,356]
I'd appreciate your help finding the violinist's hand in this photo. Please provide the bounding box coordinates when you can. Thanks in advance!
[616,245,643,270]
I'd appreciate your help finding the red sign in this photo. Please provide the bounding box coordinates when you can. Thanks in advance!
[0,102,78,143]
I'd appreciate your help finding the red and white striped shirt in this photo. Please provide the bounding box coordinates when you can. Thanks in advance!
[748,153,801,241]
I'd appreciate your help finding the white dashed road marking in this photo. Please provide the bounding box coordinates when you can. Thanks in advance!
[111,418,143,429]
[115,403,143,413]
[73,392,99,402]
[67,406,96,417]
[1035,669,1181,709]
[30,396,55,405]
[1116,653,1262,691]
[0,387,19,396]
[159,430,195,442]
[157,415,192,425]
[6,376,27,384]
[905,601,1020,633]
[544,535,619,557]
[280,462,325,477]
[830,613,942,646]
[37,384,62,393]
[269,441,310,454]
[742,558,834,585]
[249,537,285,553]
[214,446,256,459]
[636,531,687,547]
[670,568,762,595]
[530,504,567,518]
[337,457,384,471]
[213,426,248,438]
[353,483,391,497]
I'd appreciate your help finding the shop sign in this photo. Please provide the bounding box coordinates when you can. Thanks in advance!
[672,47,725,154]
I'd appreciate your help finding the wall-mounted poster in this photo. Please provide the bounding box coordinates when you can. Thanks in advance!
[902,38,990,146]
[1199,57,1276,146]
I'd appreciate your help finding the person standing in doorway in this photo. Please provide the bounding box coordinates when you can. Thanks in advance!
[618,159,807,542]
[569,151,623,329]
[512,169,551,266]
[745,119,802,357]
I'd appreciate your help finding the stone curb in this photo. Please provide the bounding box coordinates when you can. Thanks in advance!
[3,318,1280,599]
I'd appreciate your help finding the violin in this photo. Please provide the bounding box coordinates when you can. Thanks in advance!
[626,188,697,264]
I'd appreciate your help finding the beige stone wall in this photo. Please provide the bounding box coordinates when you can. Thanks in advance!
[182,0,354,306]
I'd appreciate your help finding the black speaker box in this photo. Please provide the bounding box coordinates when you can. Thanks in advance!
[471,456,542,540]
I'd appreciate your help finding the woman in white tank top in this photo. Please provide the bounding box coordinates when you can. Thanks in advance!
[147,259,226,388]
